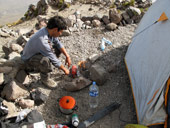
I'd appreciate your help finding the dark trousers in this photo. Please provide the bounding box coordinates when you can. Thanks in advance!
[24,54,54,80]
[22,46,61,80]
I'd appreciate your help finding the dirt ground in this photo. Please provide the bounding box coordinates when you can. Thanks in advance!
[0,3,138,128]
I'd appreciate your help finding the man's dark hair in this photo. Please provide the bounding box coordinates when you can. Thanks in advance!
[47,16,67,31]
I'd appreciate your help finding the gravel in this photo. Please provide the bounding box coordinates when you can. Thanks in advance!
[33,24,138,128]
[0,11,138,128]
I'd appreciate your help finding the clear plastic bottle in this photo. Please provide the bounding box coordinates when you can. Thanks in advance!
[100,40,105,51]
[72,114,79,127]
[102,37,112,45]
[89,81,99,108]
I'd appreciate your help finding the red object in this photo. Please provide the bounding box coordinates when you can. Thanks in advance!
[59,96,76,109]
[71,65,77,78]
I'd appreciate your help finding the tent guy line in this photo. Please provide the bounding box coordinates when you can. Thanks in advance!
[133,12,168,39]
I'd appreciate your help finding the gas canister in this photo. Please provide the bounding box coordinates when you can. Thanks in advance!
[71,65,77,78]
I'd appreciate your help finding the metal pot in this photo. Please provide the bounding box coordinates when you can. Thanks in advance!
[58,96,78,115]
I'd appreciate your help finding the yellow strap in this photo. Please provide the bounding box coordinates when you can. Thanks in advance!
[164,78,170,128]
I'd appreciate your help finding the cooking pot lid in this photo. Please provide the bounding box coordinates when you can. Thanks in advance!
[59,96,76,109]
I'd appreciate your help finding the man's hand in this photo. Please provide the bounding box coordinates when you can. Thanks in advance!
[60,65,70,75]
[65,56,71,67]
[64,68,70,75]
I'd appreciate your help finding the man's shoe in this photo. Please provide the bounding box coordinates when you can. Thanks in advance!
[41,78,58,89]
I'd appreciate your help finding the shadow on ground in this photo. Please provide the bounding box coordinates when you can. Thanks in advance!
[39,43,137,128]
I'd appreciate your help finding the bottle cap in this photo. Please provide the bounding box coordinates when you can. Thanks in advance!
[93,81,96,85]
[73,121,79,127]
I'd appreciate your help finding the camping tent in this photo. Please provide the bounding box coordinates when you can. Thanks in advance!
[125,0,170,127]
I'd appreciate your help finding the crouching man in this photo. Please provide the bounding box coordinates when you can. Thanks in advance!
[21,16,71,88]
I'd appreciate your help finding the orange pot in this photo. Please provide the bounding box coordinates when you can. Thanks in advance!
[58,96,78,115]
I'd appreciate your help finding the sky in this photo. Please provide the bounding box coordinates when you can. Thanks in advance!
[0,0,39,25]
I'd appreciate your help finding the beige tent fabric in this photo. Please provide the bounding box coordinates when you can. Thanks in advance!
[125,0,170,126]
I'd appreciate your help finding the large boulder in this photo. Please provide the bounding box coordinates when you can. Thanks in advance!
[63,76,92,92]
[15,70,29,84]
[109,9,122,24]
[1,80,28,101]
[90,63,108,85]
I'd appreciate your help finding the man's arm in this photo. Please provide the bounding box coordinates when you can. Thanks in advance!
[60,47,71,67]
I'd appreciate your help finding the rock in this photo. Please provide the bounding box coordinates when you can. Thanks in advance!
[126,6,141,18]
[105,23,117,31]
[10,43,23,53]
[77,19,84,29]
[129,6,141,15]
[150,0,157,4]
[93,14,103,21]
[3,100,17,118]
[2,40,16,58]
[68,27,79,32]
[1,27,17,37]
[125,18,133,24]
[81,16,93,22]
[90,63,108,85]
[109,9,122,24]
[37,15,49,21]
[136,0,146,2]
[15,70,29,84]
[36,0,48,15]
[8,67,20,80]
[0,66,13,74]
[85,25,92,29]
[68,15,77,26]
[92,20,101,27]
[132,15,142,23]
[102,15,110,25]
[8,52,21,60]
[1,80,28,101]
[3,74,12,84]
[64,76,92,91]
[0,58,7,65]
[0,73,4,85]
[88,54,99,63]
[16,35,29,47]
[0,57,23,67]
[0,29,10,37]
[39,0,48,6]
[63,75,72,82]
[65,18,72,27]
[18,28,32,35]
[116,0,123,2]
[62,30,71,36]
[84,21,91,26]
[122,12,134,24]
[65,0,72,3]
[19,99,34,108]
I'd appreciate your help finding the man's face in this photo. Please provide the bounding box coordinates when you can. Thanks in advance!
[52,28,63,37]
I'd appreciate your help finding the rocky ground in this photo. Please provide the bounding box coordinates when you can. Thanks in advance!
[39,24,138,128]
[0,0,147,127]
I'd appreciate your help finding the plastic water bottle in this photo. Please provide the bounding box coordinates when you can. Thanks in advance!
[102,37,112,45]
[89,81,99,108]
[100,40,105,51]
[72,114,79,127]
